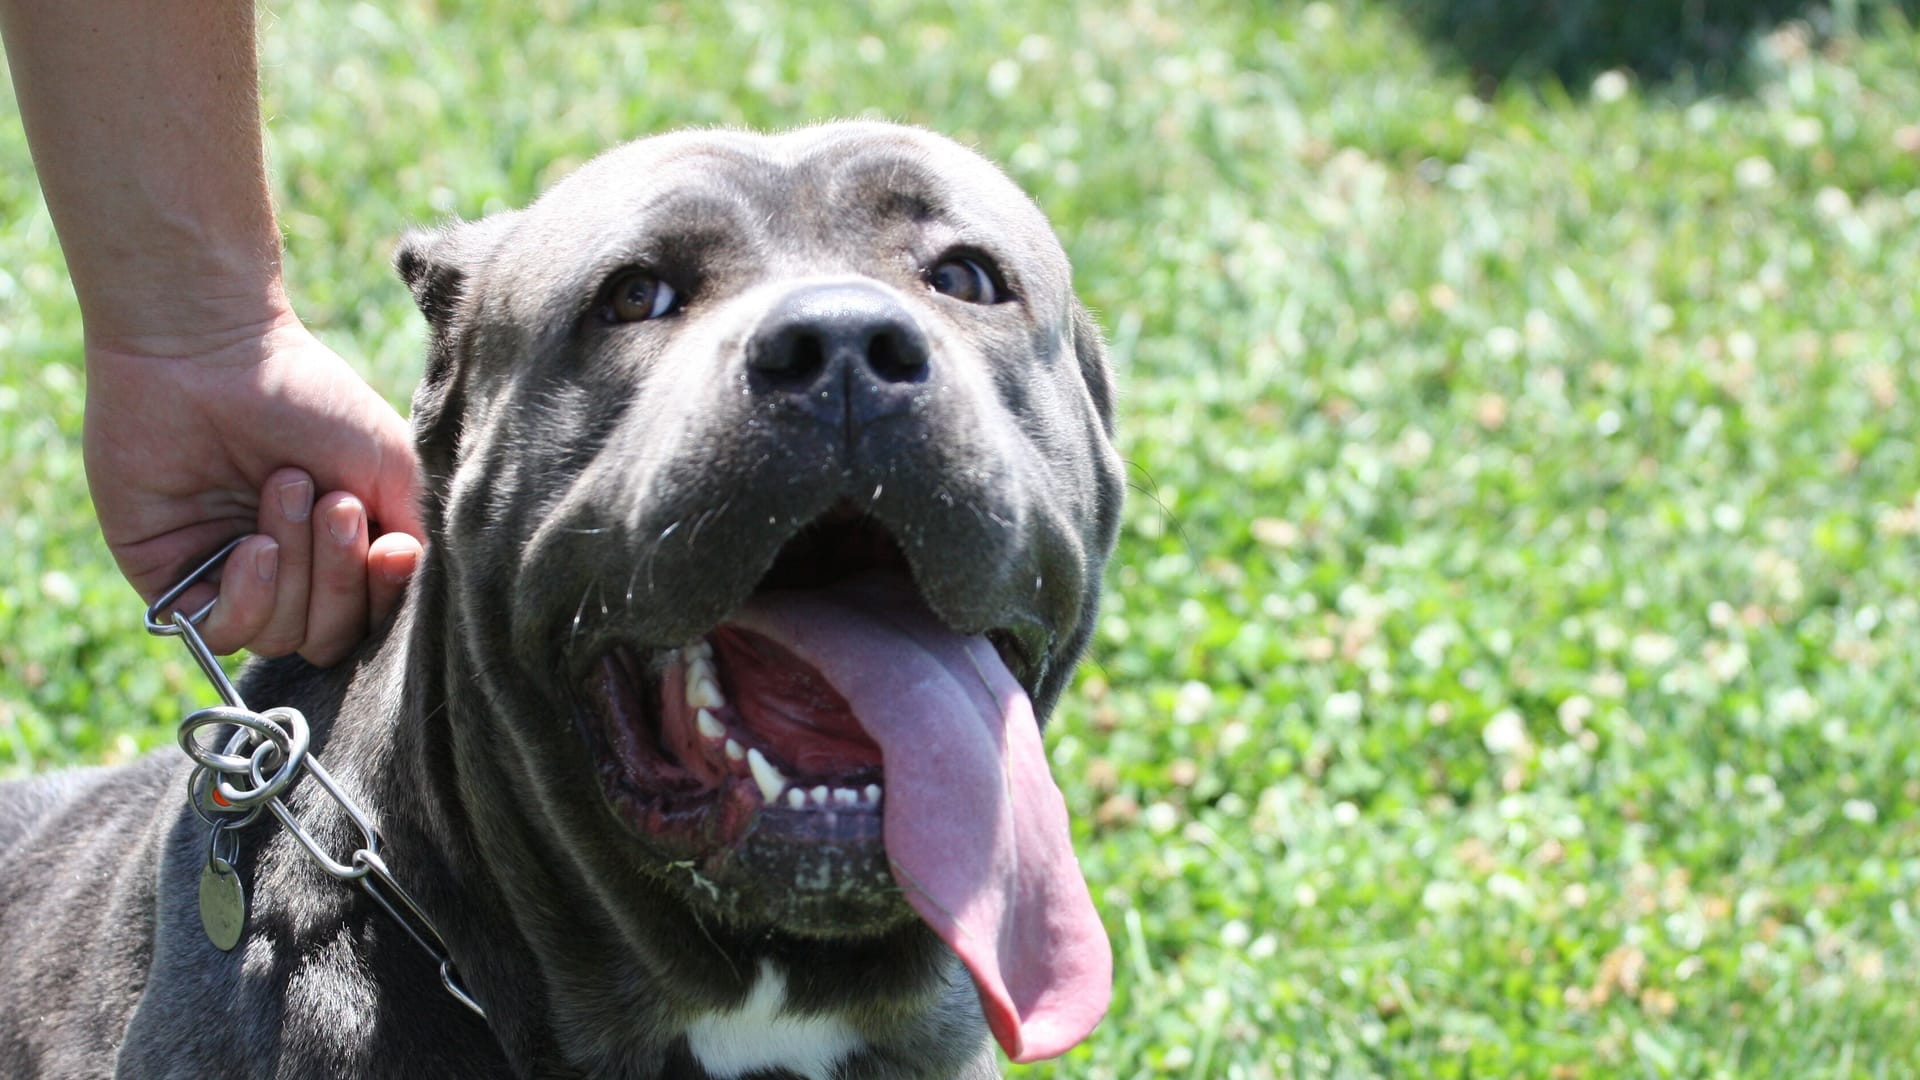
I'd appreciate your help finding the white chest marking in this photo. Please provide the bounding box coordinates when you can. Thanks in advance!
[685,960,864,1080]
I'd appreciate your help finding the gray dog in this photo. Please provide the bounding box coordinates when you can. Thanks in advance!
[0,122,1123,1079]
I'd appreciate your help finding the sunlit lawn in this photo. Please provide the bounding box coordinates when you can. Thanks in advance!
[4,2,1920,1075]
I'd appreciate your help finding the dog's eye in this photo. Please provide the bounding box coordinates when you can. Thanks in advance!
[600,270,680,323]
[926,256,1000,305]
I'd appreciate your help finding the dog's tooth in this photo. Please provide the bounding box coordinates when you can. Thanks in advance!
[686,639,713,662]
[747,749,787,803]
[787,788,807,810]
[695,708,725,741]
[687,674,724,710]
[864,784,882,804]
[832,787,859,808]
[724,739,746,762]
[809,785,830,807]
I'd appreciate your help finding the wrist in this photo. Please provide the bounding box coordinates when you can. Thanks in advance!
[80,267,299,365]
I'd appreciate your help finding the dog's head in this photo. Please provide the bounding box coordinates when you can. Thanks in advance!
[395,123,1121,1065]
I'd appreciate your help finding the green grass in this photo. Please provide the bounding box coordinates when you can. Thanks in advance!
[6,2,1920,1076]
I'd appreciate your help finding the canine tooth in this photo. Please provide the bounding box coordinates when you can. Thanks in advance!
[687,674,724,709]
[695,709,726,740]
[686,639,713,661]
[724,739,746,762]
[809,785,830,806]
[864,784,882,804]
[787,789,807,810]
[832,788,859,808]
[747,749,787,803]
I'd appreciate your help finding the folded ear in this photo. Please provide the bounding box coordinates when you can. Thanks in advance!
[393,212,519,528]
[394,211,519,336]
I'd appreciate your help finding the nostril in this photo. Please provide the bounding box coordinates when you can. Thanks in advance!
[753,328,828,385]
[866,327,929,384]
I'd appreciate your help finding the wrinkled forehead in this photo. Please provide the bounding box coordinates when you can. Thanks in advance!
[497,124,1072,304]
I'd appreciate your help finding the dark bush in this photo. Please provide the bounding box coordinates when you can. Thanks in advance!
[1388,0,1914,89]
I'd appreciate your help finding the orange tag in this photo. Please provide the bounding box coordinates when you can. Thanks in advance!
[211,788,231,808]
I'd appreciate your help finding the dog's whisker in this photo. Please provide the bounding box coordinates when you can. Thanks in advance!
[570,583,594,647]
[1123,458,1196,556]
[642,520,681,598]
[686,503,723,551]
[688,906,741,981]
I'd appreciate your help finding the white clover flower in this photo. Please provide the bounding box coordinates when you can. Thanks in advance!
[1411,624,1452,669]
[1557,694,1595,734]
[1735,156,1777,190]
[986,59,1021,98]
[1324,690,1364,724]
[1630,633,1678,667]
[1174,679,1214,726]
[1220,919,1251,949]
[40,570,79,608]
[1488,873,1530,906]
[1482,709,1530,755]
[1814,186,1853,220]
[1143,802,1181,835]
[1773,686,1819,725]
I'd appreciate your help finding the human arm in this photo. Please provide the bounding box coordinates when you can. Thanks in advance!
[0,0,423,664]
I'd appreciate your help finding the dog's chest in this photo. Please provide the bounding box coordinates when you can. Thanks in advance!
[684,961,865,1080]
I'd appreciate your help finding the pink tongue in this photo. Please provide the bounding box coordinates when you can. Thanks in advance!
[730,574,1111,1062]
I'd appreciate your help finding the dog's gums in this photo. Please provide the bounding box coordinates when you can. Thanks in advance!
[586,628,889,852]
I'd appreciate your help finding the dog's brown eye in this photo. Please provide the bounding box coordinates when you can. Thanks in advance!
[601,271,679,323]
[927,256,999,304]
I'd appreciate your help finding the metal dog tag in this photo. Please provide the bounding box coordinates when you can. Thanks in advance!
[198,858,247,951]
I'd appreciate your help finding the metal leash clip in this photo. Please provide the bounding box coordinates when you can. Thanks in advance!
[146,539,486,1019]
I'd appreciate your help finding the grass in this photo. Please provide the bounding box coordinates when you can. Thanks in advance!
[6,1,1920,1075]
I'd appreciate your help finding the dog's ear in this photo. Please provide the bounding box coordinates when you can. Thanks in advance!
[1071,302,1117,436]
[394,213,518,528]
[394,213,518,336]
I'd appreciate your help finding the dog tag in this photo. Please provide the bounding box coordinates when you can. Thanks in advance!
[198,858,247,952]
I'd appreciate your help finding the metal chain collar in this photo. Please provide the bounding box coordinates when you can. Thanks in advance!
[146,537,486,1020]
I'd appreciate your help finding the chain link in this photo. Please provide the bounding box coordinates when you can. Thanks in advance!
[149,541,487,1020]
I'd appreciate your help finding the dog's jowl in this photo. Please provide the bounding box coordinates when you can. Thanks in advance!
[0,123,1123,1079]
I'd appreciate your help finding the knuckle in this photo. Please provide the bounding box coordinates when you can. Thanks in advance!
[248,639,301,660]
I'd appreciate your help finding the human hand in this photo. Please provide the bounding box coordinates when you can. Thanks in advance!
[84,316,425,666]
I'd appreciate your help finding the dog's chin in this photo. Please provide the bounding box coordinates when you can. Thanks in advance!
[575,509,1040,937]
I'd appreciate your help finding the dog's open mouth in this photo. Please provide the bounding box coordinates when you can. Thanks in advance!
[588,607,891,849]
[584,511,1000,851]
[579,507,1109,1062]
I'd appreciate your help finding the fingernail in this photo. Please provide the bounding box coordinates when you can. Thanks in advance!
[278,478,314,523]
[256,542,280,583]
[327,502,360,545]
[380,548,418,584]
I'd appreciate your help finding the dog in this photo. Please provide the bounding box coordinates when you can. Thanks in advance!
[0,122,1123,1079]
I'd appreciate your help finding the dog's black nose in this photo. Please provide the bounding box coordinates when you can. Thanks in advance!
[746,282,931,431]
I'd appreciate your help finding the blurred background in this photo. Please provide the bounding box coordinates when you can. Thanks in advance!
[4,1,1920,1075]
